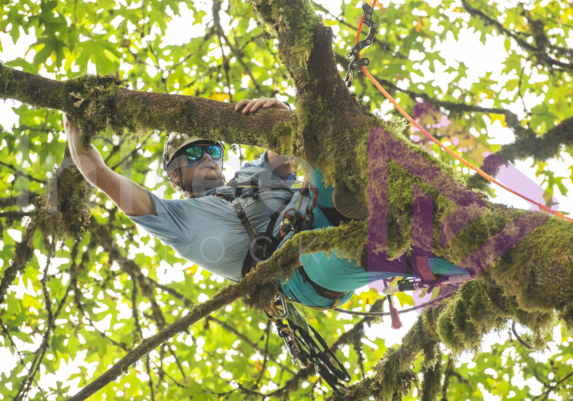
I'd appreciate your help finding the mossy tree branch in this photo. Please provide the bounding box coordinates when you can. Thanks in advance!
[0,63,293,150]
[252,0,377,195]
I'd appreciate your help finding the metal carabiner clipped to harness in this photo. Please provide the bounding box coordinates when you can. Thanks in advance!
[267,293,289,320]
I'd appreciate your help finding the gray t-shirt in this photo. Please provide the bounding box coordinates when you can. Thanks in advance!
[127,152,295,283]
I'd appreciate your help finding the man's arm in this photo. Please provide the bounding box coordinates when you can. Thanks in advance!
[235,97,294,181]
[65,114,157,216]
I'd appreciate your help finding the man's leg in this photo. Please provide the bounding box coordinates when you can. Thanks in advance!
[304,168,468,290]
[308,168,355,227]
[300,168,377,293]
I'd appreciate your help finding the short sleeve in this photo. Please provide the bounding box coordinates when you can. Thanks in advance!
[126,191,191,247]
[237,151,297,188]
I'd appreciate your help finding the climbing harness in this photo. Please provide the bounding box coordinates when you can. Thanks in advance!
[265,296,351,397]
[221,178,294,277]
[232,177,355,395]
[228,179,353,395]
[347,1,573,224]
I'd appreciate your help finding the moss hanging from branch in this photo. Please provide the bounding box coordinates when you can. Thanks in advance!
[420,346,443,401]
[437,280,555,353]
[0,63,294,151]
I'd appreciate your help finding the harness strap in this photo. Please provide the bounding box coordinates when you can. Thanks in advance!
[234,203,257,243]
[298,266,349,300]
[237,196,291,278]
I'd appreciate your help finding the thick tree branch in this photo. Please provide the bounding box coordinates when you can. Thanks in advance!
[253,0,373,188]
[0,63,293,150]
[66,221,362,401]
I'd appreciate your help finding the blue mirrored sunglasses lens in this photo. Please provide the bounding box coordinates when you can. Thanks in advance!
[206,145,222,159]
[185,146,203,160]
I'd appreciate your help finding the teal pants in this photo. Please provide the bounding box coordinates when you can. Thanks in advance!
[301,168,468,293]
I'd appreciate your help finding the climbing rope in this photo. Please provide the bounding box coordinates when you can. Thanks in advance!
[334,292,456,317]
[512,320,534,349]
[348,1,573,224]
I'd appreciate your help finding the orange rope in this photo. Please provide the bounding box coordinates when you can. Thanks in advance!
[354,3,572,224]
[355,17,364,56]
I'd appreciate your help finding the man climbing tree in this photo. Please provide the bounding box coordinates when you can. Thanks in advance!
[1,0,572,400]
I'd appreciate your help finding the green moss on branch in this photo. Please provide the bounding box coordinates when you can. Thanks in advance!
[0,63,293,150]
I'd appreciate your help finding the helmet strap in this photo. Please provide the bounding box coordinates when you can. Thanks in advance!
[176,167,193,197]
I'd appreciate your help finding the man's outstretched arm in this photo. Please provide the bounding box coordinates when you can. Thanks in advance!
[65,114,157,216]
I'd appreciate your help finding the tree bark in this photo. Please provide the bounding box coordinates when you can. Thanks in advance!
[0,63,293,150]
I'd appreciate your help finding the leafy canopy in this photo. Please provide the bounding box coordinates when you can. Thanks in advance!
[1,0,572,399]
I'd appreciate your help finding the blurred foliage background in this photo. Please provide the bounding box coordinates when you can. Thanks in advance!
[0,0,572,399]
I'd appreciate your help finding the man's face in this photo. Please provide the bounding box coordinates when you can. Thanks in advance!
[171,142,224,193]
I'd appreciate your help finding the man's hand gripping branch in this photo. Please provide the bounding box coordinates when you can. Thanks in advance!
[235,96,294,181]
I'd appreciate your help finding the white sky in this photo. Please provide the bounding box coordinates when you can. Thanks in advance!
[1,0,572,399]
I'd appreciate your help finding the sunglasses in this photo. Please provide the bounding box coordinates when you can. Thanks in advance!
[182,144,222,161]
